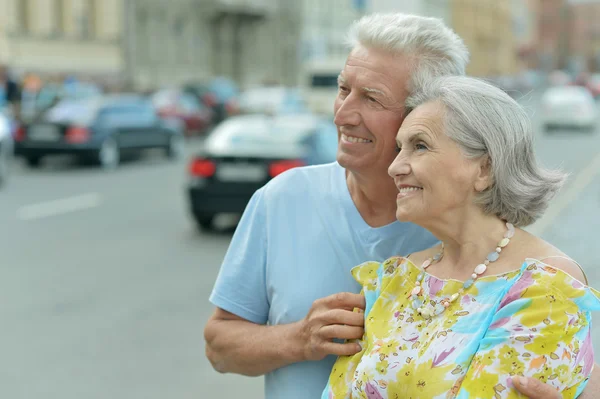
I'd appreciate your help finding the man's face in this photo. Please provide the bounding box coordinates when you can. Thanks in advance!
[334,45,411,175]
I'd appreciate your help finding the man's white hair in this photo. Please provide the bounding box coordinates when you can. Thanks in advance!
[346,13,469,91]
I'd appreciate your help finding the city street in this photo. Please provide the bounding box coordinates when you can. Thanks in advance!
[1,95,599,398]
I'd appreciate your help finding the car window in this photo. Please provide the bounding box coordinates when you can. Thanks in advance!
[97,103,155,128]
[179,94,201,112]
[209,78,239,102]
[45,99,98,125]
[152,91,176,108]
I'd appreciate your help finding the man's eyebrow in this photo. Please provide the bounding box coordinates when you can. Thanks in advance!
[362,87,387,97]
[337,75,346,85]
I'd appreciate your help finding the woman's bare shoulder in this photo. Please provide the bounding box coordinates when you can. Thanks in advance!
[521,233,586,283]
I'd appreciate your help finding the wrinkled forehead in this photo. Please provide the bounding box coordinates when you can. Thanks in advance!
[397,101,446,139]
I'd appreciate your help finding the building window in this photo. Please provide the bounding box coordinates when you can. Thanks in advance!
[77,0,96,38]
[54,0,65,35]
[18,0,30,33]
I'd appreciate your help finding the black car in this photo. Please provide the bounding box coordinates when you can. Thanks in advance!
[14,94,185,169]
[187,114,337,230]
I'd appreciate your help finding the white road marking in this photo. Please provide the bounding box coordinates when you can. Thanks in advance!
[17,193,103,221]
[529,150,600,236]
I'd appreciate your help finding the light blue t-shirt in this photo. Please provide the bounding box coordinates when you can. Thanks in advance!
[209,162,438,399]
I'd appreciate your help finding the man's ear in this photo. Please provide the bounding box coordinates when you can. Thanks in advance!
[474,155,493,193]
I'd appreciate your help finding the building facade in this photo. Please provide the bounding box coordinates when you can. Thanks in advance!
[567,0,600,73]
[0,0,123,81]
[451,0,518,77]
[125,0,303,90]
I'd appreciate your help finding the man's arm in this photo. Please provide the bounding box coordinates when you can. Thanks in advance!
[579,366,600,399]
[513,365,599,398]
[204,293,365,376]
[204,309,303,376]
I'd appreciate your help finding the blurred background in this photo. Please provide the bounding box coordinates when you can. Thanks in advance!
[0,0,599,398]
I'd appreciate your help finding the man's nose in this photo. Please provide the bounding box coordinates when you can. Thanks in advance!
[334,95,360,127]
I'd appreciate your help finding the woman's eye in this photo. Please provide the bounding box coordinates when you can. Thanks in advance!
[415,143,428,151]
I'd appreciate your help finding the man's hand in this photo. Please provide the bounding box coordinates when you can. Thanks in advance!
[512,376,560,399]
[297,292,366,361]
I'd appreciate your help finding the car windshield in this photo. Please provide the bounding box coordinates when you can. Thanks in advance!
[152,91,177,108]
[44,99,99,125]
[205,115,319,153]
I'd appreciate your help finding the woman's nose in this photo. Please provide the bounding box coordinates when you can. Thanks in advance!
[388,153,411,178]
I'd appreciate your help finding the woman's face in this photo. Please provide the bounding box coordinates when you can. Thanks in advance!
[387,101,489,225]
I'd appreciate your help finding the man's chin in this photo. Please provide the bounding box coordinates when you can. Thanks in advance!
[336,152,367,171]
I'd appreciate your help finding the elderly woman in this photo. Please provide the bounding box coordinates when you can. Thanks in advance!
[321,76,600,398]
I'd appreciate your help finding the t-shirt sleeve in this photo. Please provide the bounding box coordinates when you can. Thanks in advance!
[209,188,270,324]
[457,266,600,399]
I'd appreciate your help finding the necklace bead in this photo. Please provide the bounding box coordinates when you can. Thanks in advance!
[410,222,513,318]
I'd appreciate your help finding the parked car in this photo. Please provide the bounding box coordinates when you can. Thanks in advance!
[586,74,600,99]
[0,110,14,188]
[14,94,185,169]
[541,86,597,131]
[21,81,103,123]
[187,114,337,230]
[183,77,240,124]
[151,89,213,137]
[237,86,308,115]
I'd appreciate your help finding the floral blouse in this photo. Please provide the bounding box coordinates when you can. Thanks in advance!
[322,257,600,399]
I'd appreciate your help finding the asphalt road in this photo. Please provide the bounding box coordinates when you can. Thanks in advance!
[1,96,599,398]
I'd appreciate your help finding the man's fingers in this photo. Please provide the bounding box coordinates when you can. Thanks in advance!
[320,341,363,357]
[323,309,365,327]
[320,325,364,340]
[326,292,366,311]
[512,376,561,399]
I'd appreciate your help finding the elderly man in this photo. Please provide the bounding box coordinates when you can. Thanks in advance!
[204,13,599,399]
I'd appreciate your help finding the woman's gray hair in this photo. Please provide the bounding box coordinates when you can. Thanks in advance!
[346,13,470,91]
[405,76,566,227]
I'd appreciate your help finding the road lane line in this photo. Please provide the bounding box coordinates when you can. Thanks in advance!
[529,151,600,236]
[17,193,103,221]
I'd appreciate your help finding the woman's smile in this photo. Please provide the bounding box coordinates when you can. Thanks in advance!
[396,185,423,200]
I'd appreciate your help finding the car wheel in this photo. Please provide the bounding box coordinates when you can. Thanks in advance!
[166,134,185,160]
[194,213,215,231]
[98,137,120,170]
[25,156,41,167]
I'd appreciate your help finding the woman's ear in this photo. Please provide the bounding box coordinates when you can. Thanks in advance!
[474,155,493,192]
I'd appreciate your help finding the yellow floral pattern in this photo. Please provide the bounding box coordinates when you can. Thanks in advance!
[322,257,600,399]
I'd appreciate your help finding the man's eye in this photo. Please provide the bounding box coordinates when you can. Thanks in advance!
[395,145,401,153]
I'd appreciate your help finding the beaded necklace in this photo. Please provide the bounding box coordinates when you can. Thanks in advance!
[411,222,515,319]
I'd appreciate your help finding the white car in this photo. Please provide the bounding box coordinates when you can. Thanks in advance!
[541,86,597,130]
[0,111,14,188]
